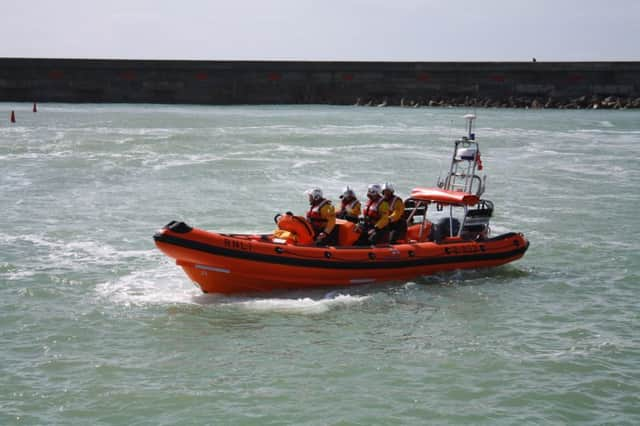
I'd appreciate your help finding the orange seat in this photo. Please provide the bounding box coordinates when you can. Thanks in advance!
[406,222,432,242]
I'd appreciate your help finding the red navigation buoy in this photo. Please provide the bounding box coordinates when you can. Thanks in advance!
[33,103,37,113]
[10,110,16,123]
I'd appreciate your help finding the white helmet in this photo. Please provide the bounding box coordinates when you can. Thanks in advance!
[340,185,355,199]
[305,188,323,201]
[382,182,395,194]
[367,184,382,197]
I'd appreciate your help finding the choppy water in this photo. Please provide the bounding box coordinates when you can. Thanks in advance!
[1,103,639,425]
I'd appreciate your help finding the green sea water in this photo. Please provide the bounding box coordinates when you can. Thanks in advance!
[1,103,639,425]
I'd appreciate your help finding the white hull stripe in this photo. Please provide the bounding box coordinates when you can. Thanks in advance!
[196,264,231,274]
[350,278,376,284]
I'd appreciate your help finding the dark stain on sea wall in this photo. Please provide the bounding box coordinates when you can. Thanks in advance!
[1,58,639,108]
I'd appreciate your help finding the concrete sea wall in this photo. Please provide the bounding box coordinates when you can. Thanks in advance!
[1,58,639,108]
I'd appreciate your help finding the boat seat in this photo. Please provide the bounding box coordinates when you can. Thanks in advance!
[336,219,360,246]
[406,222,433,243]
[432,217,460,243]
[462,201,493,240]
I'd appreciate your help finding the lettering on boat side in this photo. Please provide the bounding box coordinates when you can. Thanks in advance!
[224,239,252,252]
[444,245,482,255]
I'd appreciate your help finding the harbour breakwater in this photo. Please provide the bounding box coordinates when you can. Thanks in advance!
[1,58,639,108]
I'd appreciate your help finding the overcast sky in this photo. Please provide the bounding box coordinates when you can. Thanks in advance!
[1,0,637,61]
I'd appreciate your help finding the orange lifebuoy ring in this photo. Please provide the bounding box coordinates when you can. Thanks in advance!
[276,214,314,244]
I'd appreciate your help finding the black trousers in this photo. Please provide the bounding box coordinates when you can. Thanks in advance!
[315,226,339,246]
[355,224,388,246]
[388,220,407,243]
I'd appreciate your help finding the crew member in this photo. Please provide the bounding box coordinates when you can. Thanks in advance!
[356,184,389,246]
[336,186,361,223]
[382,182,407,243]
[306,188,337,246]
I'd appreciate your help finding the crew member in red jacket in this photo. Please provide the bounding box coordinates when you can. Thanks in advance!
[306,188,337,246]
[356,184,389,246]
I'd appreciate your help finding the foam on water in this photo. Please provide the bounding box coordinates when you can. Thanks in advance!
[98,263,370,314]
[0,233,154,269]
[94,250,371,313]
[143,153,225,170]
[96,262,199,307]
[205,293,370,315]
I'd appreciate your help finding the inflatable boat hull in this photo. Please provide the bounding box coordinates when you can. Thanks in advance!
[154,223,528,294]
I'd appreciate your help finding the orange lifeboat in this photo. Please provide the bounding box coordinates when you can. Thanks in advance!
[154,217,528,294]
[153,114,529,294]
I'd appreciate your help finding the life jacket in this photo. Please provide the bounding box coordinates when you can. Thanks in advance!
[364,197,384,225]
[339,198,360,216]
[388,195,404,223]
[307,199,331,233]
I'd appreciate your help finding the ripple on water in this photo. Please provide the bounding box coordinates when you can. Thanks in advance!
[1,105,639,424]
